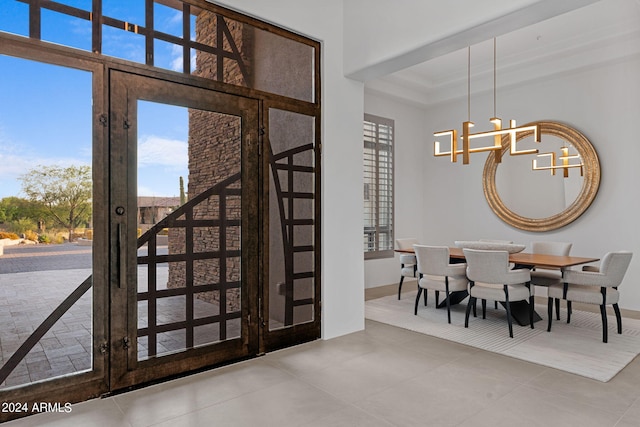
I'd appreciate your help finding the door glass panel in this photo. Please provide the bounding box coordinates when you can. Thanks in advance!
[136,101,242,361]
[268,109,316,330]
[249,26,315,102]
[0,56,93,389]
[42,9,92,52]
[102,25,145,64]
[102,0,145,25]
[192,12,315,102]
[0,0,29,37]
[55,0,92,8]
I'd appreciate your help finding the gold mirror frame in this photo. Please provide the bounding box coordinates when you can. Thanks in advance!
[483,121,600,232]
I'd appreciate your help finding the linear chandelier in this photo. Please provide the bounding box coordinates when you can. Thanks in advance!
[434,39,541,165]
[532,146,584,177]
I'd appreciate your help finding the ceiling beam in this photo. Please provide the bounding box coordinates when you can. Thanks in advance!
[346,0,602,82]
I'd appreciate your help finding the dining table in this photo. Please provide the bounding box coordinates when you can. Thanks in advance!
[395,247,600,326]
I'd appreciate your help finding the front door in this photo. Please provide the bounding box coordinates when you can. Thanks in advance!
[109,69,260,389]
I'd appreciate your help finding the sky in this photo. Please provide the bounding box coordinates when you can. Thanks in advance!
[0,0,195,199]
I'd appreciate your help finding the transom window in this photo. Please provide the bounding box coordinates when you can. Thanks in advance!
[0,0,316,102]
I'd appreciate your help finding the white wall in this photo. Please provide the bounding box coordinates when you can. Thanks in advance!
[363,91,428,287]
[366,55,640,309]
[211,0,365,338]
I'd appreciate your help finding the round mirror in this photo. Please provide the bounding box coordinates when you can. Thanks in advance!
[483,121,600,231]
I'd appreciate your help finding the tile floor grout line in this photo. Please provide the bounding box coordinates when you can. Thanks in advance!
[612,394,640,427]
[108,396,135,427]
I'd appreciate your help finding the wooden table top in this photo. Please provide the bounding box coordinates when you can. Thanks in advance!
[396,247,599,269]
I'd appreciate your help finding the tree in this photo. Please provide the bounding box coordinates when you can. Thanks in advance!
[19,165,92,241]
[0,196,46,221]
[0,196,49,229]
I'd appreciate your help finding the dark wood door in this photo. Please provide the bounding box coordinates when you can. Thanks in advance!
[108,69,260,390]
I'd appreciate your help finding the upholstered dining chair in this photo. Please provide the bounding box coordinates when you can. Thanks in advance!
[395,238,418,300]
[413,245,467,323]
[481,239,515,295]
[530,241,573,320]
[463,248,534,338]
[547,251,633,343]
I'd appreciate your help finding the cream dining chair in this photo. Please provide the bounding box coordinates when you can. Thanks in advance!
[530,241,573,320]
[463,248,534,338]
[413,245,467,324]
[395,238,418,300]
[481,239,514,309]
[547,251,633,343]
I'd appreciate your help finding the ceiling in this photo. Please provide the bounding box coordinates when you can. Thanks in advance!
[364,0,640,108]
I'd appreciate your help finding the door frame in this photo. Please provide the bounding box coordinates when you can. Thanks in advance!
[108,68,261,390]
[260,99,322,353]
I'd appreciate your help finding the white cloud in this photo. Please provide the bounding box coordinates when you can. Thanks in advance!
[138,135,188,168]
[169,10,183,26]
[0,139,90,180]
[169,44,197,73]
[0,145,91,198]
[0,151,31,178]
[170,44,183,72]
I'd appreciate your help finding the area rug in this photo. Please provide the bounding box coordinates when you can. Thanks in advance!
[365,290,640,382]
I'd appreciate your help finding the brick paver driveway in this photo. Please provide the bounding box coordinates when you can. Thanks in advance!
[0,243,92,388]
[0,242,92,273]
[0,242,221,389]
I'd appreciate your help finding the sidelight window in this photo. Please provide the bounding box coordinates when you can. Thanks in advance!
[363,114,394,259]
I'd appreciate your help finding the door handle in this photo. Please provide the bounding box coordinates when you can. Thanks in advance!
[117,222,126,288]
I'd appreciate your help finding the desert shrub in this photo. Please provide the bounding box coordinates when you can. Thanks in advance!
[6,218,37,235]
[38,233,65,244]
[24,230,38,241]
[0,231,20,240]
[70,232,84,241]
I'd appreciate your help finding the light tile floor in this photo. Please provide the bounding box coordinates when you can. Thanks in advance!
[5,282,640,426]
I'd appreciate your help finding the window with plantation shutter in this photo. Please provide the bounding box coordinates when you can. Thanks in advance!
[363,114,394,259]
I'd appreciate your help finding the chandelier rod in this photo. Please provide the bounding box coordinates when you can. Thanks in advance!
[467,46,471,122]
[493,37,497,118]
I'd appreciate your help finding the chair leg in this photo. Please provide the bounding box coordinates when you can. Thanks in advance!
[398,276,405,300]
[424,287,428,306]
[414,288,423,315]
[529,294,534,329]
[465,296,475,328]
[567,301,572,324]
[445,282,452,324]
[481,299,486,319]
[435,291,440,307]
[547,297,553,332]
[555,298,560,320]
[504,286,513,338]
[472,299,477,318]
[600,304,608,343]
[613,303,622,334]
[494,301,498,310]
